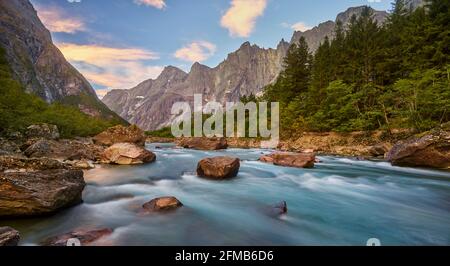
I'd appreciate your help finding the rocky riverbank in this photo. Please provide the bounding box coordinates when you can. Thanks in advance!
[147,125,449,169]
[0,124,156,219]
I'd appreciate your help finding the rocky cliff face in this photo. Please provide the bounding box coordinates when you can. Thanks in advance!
[104,2,424,130]
[0,0,120,120]
[103,40,289,130]
[291,6,389,51]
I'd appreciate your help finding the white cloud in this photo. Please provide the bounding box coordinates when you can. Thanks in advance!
[281,21,312,32]
[134,0,166,9]
[174,41,217,63]
[67,0,82,3]
[290,22,312,32]
[220,0,267,38]
[35,5,86,34]
[57,43,163,90]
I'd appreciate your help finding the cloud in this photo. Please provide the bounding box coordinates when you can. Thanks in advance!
[134,0,166,9]
[57,43,164,90]
[67,0,82,3]
[35,5,86,34]
[174,41,217,63]
[220,0,267,38]
[289,22,312,32]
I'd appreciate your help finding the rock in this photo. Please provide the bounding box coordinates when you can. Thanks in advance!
[25,124,60,140]
[101,143,156,165]
[259,155,274,163]
[197,156,240,179]
[260,152,315,168]
[0,169,85,217]
[93,125,146,146]
[23,138,52,157]
[40,228,113,246]
[66,160,95,170]
[386,129,450,169]
[146,137,175,143]
[23,138,104,161]
[0,138,21,155]
[369,143,392,157]
[0,227,20,246]
[142,197,183,212]
[0,155,66,172]
[273,201,288,215]
[176,137,228,150]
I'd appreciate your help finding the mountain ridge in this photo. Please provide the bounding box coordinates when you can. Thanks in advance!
[0,0,121,120]
[103,1,424,131]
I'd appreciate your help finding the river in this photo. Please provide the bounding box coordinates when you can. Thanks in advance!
[2,143,450,245]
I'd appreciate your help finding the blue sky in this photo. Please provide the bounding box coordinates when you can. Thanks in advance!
[30,0,392,97]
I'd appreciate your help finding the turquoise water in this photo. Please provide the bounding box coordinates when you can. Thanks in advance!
[2,143,450,245]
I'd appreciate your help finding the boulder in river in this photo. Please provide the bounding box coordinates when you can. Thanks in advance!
[259,154,274,163]
[93,125,146,147]
[386,129,450,169]
[197,156,240,179]
[25,123,60,140]
[142,196,183,212]
[41,228,113,246]
[176,137,228,150]
[259,152,315,168]
[101,143,156,165]
[273,201,288,215]
[0,227,20,246]
[0,169,85,217]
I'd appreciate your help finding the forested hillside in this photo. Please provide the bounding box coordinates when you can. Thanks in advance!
[0,47,123,138]
[263,0,449,137]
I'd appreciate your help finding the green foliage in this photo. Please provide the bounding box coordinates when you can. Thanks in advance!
[0,47,121,138]
[145,127,174,138]
[263,1,450,135]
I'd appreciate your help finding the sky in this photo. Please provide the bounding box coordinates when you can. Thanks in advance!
[30,0,393,98]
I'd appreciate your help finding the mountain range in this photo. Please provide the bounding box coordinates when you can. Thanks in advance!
[102,5,397,131]
[1,0,424,131]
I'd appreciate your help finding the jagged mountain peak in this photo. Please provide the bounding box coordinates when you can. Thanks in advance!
[190,62,211,72]
[157,65,187,80]
[336,5,388,26]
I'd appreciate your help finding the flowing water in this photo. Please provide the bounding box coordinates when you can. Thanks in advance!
[2,143,450,245]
